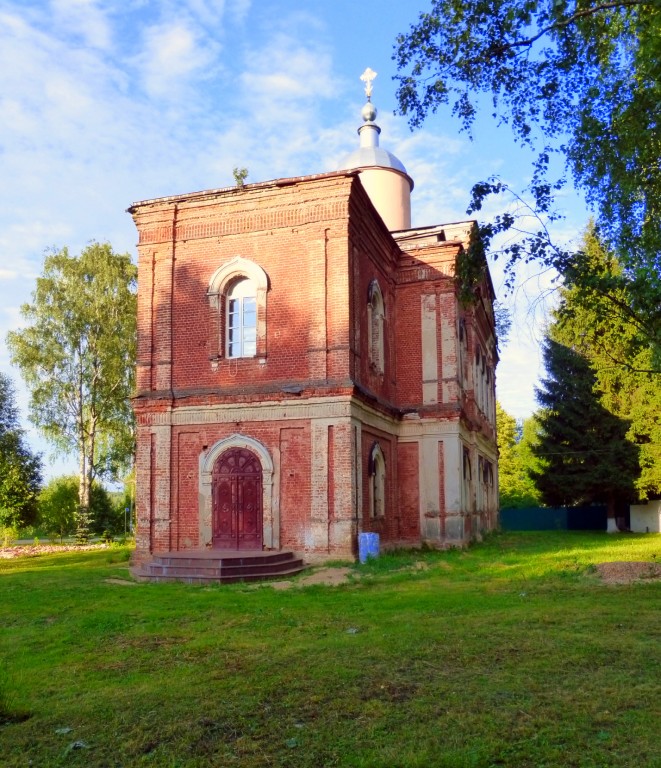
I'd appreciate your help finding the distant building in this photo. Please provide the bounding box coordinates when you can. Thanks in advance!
[129,71,498,569]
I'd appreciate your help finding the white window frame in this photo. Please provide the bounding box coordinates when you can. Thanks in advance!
[226,278,257,358]
[207,256,269,366]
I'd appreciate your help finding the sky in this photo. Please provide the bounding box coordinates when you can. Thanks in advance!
[0,0,589,481]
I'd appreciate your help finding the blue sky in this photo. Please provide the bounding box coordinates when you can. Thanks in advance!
[0,0,589,480]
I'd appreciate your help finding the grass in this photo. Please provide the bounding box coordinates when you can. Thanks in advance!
[0,531,659,767]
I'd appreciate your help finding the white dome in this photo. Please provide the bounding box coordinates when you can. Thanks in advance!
[339,117,410,179]
[342,145,408,175]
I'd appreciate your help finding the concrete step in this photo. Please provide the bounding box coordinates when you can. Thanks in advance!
[145,558,304,579]
[134,549,307,584]
[153,551,296,569]
[134,564,307,585]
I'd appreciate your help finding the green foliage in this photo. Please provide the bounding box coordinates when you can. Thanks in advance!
[6,243,137,539]
[89,483,121,536]
[394,1,661,365]
[496,402,541,508]
[36,476,77,541]
[37,475,120,542]
[531,339,640,517]
[0,374,41,530]
[232,166,249,187]
[456,225,489,304]
[553,225,661,500]
[0,527,19,548]
[493,301,512,351]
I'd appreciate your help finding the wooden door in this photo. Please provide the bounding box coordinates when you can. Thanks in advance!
[212,448,263,550]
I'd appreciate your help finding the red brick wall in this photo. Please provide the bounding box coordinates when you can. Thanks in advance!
[393,241,462,413]
[278,426,310,549]
[438,440,446,538]
[398,442,420,541]
[357,428,421,546]
[173,431,201,549]
[132,176,358,402]
[393,281,424,407]
[347,183,400,404]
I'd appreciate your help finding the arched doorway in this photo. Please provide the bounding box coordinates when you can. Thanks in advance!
[212,448,263,550]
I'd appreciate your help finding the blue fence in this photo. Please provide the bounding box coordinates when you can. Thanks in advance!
[500,505,608,531]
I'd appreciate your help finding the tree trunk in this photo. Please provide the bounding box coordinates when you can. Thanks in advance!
[606,492,619,534]
[75,439,92,544]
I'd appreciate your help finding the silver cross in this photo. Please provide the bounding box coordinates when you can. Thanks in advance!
[360,67,377,100]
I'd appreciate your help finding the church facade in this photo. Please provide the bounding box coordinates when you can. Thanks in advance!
[129,78,498,567]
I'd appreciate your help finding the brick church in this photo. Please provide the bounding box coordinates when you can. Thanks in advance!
[129,71,498,571]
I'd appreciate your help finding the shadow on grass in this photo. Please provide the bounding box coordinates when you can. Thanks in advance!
[352,530,661,588]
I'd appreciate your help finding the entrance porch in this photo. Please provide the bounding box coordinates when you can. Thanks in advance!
[131,548,306,585]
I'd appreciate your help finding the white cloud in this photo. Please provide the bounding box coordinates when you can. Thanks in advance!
[1,9,130,158]
[192,26,343,182]
[184,0,225,24]
[51,0,112,49]
[240,34,337,109]
[137,21,219,99]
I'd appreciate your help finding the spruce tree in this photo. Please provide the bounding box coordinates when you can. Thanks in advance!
[532,339,639,531]
[554,225,661,500]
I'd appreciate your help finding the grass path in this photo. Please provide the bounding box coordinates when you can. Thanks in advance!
[1,531,659,767]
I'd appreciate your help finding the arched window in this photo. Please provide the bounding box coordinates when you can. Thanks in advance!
[227,278,256,358]
[368,442,386,519]
[207,257,268,367]
[486,366,494,423]
[458,318,467,386]
[475,346,491,414]
[462,446,473,513]
[367,280,385,374]
[463,447,472,481]
[475,347,482,410]
[477,456,485,512]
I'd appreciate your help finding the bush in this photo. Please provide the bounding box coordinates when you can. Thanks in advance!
[38,476,123,540]
[37,477,77,541]
[0,527,18,548]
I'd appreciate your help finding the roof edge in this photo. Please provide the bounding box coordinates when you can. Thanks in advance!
[127,170,360,213]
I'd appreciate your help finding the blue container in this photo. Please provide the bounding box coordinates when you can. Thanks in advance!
[358,532,380,564]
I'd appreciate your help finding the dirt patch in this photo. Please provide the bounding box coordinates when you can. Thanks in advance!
[267,560,430,589]
[268,567,355,590]
[595,561,661,585]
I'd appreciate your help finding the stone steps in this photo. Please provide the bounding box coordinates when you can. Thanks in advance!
[133,549,307,584]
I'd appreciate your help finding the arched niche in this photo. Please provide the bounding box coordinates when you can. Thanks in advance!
[199,433,278,549]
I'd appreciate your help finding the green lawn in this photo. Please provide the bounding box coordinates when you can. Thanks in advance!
[1,531,659,767]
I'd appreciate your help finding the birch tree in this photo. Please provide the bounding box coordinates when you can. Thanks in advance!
[7,243,137,541]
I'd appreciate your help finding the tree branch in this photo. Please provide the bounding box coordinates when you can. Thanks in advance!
[487,1,648,58]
